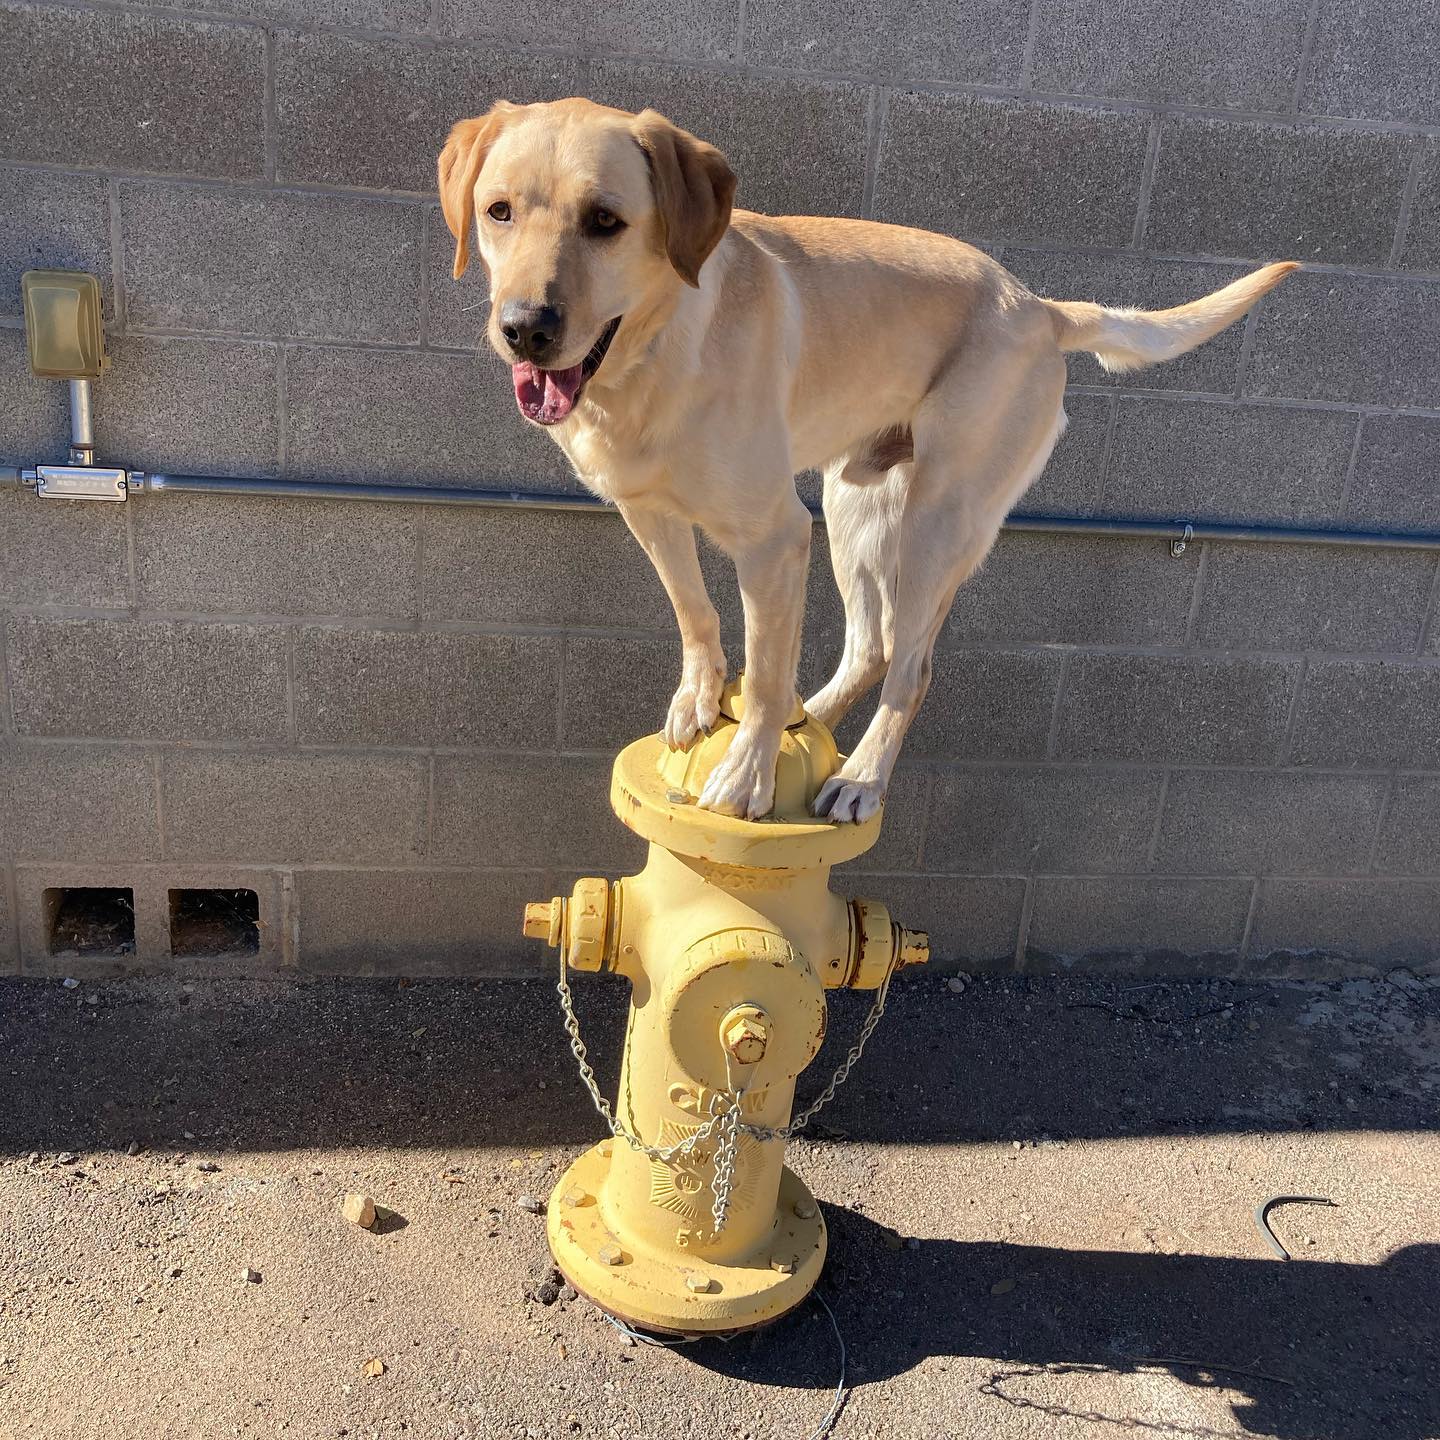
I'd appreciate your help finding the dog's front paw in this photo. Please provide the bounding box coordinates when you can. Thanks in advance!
[664,660,725,750]
[697,731,779,820]
[812,769,886,824]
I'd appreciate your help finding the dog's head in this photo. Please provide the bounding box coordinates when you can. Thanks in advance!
[438,98,736,426]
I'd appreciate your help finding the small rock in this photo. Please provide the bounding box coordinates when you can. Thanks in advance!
[946,977,967,994]
[560,1285,578,1304]
[241,1267,262,1284]
[61,978,79,990]
[169,1267,183,1278]
[197,1161,220,1174]
[56,1152,78,1165]
[1011,1141,1023,1151]
[990,1278,1016,1296]
[85,994,99,1005]
[183,1131,196,1141]
[537,1081,548,1091]
[126,1141,142,1157]
[342,1193,378,1229]
[517,1195,545,1215]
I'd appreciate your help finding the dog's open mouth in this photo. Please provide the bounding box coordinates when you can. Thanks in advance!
[512,316,622,426]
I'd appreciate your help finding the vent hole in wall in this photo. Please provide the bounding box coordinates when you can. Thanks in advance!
[45,887,136,958]
[169,888,260,958]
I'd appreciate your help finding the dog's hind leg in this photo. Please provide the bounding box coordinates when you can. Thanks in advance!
[806,454,907,730]
[814,343,1067,824]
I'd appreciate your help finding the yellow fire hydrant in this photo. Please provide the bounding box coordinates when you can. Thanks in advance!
[523,680,928,1333]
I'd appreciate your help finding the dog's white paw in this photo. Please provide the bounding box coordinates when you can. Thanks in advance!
[812,772,886,824]
[697,732,778,820]
[664,663,724,750]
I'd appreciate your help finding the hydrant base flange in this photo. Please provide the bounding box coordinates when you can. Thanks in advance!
[547,1143,826,1335]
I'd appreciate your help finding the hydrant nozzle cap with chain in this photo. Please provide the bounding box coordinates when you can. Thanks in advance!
[523,676,929,1334]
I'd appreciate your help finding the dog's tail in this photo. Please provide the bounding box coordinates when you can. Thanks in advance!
[1042,261,1298,374]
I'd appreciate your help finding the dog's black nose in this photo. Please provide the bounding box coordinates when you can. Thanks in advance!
[499,302,563,362]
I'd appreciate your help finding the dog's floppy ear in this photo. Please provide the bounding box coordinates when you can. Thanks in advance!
[437,103,517,279]
[632,110,737,288]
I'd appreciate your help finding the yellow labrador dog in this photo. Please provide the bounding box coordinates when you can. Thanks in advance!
[438,98,1295,823]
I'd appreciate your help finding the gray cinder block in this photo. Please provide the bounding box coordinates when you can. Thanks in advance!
[905,650,1065,761]
[1026,876,1252,969]
[296,867,543,975]
[432,0,584,45]
[1289,660,1440,769]
[1,742,161,860]
[1344,414,1440,537]
[1374,776,1440,877]
[1105,397,1354,527]
[942,532,1199,648]
[14,862,283,975]
[122,185,426,343]
[1244,269,1440,408]
[1056,654,1299,765]
[422,508,668,629]
[839,873,1025,971]
[91,335,280,478]
[1011,393,1111,519]
[1193,542,1437,654]
[162,750,428,863]
[873,93,1150,249]
[1399,141,1439,271]
[0,5,263,177]
[430,752,645,870]
[0,166,112,321]
[743,0,1026,85]
[0,881,13,975]
[284,345,572,490]
[561,636,678,752]
[923,766,1164,875]
[426,206,489,351]
[0,489,130,610]
[1248,879,1440,969]
[1301,0,1439,125]
[274,31,581,192]
[1154,770,1387,875]
[0,330,69,467]
[293,626,560,748]
[1005,252,1252,394]
[7,616,289,743]
[1028,0,1311,111]
[588,0,743,63]
[1146,117,1413,267]
[590,60,870,218]
[134,492,418,619]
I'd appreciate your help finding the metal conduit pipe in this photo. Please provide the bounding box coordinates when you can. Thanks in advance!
[3,463,1440,552]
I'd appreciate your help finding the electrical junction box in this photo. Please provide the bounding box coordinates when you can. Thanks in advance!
[21,270,107,379]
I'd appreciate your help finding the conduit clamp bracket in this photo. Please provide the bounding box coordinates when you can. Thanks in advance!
[1170,522,1194,558]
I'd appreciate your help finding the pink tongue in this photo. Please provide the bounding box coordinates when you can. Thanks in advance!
[512,361,584,425]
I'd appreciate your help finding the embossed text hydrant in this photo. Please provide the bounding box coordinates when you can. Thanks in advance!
[523,680,929,1333]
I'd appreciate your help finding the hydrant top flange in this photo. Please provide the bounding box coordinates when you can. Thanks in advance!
[610,683,883,869]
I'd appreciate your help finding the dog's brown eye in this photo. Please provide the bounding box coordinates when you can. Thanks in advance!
[487,201,512,223]
[591,208,623,234]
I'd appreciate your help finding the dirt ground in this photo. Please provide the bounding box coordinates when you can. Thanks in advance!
[1,969,1436,1440]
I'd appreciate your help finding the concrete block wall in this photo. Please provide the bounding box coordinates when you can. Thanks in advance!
[1,0,1438,979]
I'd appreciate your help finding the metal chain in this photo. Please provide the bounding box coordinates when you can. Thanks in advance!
[554,942,896,1233]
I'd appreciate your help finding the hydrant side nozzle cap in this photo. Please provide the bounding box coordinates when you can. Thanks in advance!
[898,926,930,968]
[523,898,564,945]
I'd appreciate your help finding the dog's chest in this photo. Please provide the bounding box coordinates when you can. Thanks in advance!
[557,418,667,505]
